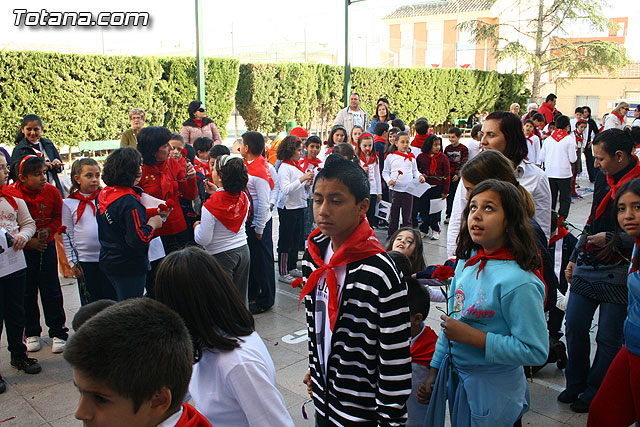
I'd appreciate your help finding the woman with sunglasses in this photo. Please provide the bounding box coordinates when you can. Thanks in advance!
[604,102,630,131]
[180,100,223,146]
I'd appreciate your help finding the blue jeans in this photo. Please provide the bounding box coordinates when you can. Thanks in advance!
[105,273,147,301]
[564,291,627,403]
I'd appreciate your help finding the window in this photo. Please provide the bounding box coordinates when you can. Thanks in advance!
[400,23,414,67]
[575,96,599,117]
[425,21,443,67]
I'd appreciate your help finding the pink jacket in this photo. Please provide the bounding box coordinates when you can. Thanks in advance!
[180,118,222,146]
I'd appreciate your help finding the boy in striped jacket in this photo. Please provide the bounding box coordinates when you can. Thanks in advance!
[299,154,411,426]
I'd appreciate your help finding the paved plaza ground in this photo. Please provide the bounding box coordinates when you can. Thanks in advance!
[0,177,598,426]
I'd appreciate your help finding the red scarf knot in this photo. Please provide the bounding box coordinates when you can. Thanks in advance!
[301,156,322,172]
[283,159,305,173]
[394,151,415,162]
[463,248,515,279]
[359,150,377,165]
[550,129,569,142]
[549,217,570,246]
[245,156,275,190]
[298,216,385,331]
[69,189,100,224]
[424,152,442,176]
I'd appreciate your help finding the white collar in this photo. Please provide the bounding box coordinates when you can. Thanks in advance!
[156,406,183,427]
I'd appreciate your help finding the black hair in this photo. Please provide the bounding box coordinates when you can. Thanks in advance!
[583,106,592,116]
[456,179,541,272]
[11,155,46,182]
[314,154,369,202]
[216,157,248,194]
[550,210,559,234]
[605,178,640,270]
[154,247,254,359]
[532,113,546,124]
[137,126,172,166]
[545,93,557,103]
[241,131,265,156]
[209,144,231,159]
[193,137,213,154]
[555,115,570,131]
[64,298,192,414]
[377,97,389,105]
[306,135,322,147]
[592,128,634,158]
[574,107,584,114]
[422,134,442,154]
[374,122,390,137]
[407,277,430,319]
[524,119,535,127]
[69,158,100,194]
[71,299,116,331]
[386,228,426,273]
[391,118,405,130]
[276,135,301,160]
[471,124,482,139]
[169,133,184,144]
[327,125,347,148]
[448,127,462,137]
[332,142,355,160]
[415,119,429,135]
[187,100,204,119]
[102,147,142,187]
[15,114,44,145]
[387,250,413,278]
[396,131,410,141]
[484,111,528,166]
[389,127,400,135]
[373,103,391,122]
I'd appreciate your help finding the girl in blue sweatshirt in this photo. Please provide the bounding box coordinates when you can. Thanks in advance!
[588,178,640,426]
[419,179,548,427]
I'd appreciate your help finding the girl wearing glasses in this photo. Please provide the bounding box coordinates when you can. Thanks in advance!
[180,100,223,146]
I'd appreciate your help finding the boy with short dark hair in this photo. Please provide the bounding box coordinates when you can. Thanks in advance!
[301,136,323,242]
[443,127,468,224]
[300,154,411,425]
[239,131,276,314]
[373,122,390,166]
[411,118,430,156]
[192,137,213,180]
[64,298,211,426]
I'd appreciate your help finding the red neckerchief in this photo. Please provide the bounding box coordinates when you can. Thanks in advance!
[283,159,305,173]
[69,189,100,224]
[630,237,640,274]
[411,325,438,367]
[612,111,625,126]
[143,161,176,200]
[98,186,140,212]
[374,135,387,145]
[325,145,334,155]
[9,182,47,220]
[393,150,415,162]
[175,402,212,427]
[595,157,640,220]
[299,216,385,331]
[203,190,249,233]
[549,216,569,246]
[193,118,203,128]
[27,140,44,157]
[424,152,442,176]
[573,130,584,144]
[411,133,428,149]
[359,150,377,165]
[245,156,275,190]
[0,185,18,210]
[193,157,210,178]
[550,129,569,142]
[301,155,321,171]
[463,248,515,279]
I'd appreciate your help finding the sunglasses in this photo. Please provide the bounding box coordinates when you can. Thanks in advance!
[197,107,206,112]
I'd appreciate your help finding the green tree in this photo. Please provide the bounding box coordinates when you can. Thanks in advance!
[460,0,629,101]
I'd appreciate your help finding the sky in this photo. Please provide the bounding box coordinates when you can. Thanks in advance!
[1,0,638,65]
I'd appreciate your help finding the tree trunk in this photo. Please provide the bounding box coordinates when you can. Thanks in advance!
[531,0,545,101]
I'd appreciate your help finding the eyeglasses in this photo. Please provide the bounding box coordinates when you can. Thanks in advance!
[130,116,143,121]
[622,107,630,111]
[197,108,206,112]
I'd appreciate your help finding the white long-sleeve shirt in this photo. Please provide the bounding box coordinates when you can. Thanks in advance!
[246,160,272,234]
[189,331,294,427]
[382,151,420,193]
[62,196,101,263]
[526,134,541,165]
[539,134,577,179]
[277,162,308,210]
[359,158,382,195]
[194,192,248,255]
[446,159,552,258]
[268,163,279,209]
[0,196,36,245]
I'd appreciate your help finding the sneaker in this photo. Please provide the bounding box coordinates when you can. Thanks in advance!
[431,231,440,240]
[10,355,42,374]
[26,336,41,352]
[0,375,6,393]
[420,231,430,240]
[570,398,590,413]
[289,268,303,278]
[444,216,450,225]
[51,337,66,354]
[249,303,272,315]
[557,389,580,404]
[278,274,295,284]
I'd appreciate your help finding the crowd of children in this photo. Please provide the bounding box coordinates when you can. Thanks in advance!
[2,100,640,426]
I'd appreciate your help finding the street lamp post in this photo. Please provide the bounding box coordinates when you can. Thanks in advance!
[195,0,205,102]
[343,0,365,108]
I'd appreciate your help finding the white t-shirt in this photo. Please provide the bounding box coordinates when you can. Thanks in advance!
[315,243,346,381]
[190,331,294,427]
[350,108,364,128]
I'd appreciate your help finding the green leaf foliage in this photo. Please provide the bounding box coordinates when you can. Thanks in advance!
[0,50,239,147]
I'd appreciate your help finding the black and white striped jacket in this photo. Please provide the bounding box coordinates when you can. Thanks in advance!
[302,232,411,426]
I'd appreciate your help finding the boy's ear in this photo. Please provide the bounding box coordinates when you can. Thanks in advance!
[411,313,424,324]
[148,386,173,417]
[357,197,370,216]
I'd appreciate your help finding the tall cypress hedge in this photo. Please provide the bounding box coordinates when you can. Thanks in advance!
[0,51,239,147]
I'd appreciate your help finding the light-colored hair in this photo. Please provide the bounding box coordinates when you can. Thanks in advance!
[510,103,520,110]
[613,102,630,116]
[128,108,146,120]
[527,103,538,112]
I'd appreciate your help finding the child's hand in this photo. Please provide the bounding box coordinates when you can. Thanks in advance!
[441,193,447,199]
[419,175,426,183]
[303,370,313,398]
[586,232,607,248]
[565,261,575,284]
[185,162,196,178]
[147,215,163,230]
[363,165,369,173]
[203,179,218,195]
[377,194,382,202]
[440,314,487,350]
[299,171,314,184]
[193,221,201,230]
[37,228,49,241]
[157,207,173,219]
[27,236,47,252]
[388,180,396,186]
[12,235,27,250]
[417,368,438,404]
[72,264,84,279]
[452,174,459,182]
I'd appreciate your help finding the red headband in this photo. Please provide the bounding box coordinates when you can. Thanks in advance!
[19,155,39,176]
[359,132,374,142]
[576,119,587,126]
